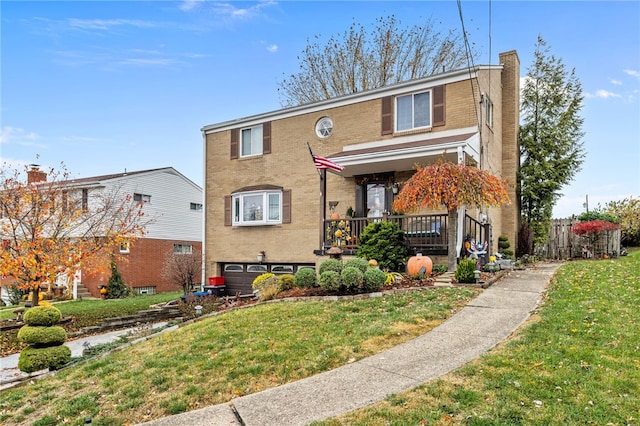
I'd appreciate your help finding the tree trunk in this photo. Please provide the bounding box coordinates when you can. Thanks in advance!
[447,208,458,272]
[32,284,40,307]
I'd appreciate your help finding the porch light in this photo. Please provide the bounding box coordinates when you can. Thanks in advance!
[257,250,266,263]
[391,183,399,194]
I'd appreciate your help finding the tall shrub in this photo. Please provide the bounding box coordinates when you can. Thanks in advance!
[106,259,129,299]
[356,221,408,271]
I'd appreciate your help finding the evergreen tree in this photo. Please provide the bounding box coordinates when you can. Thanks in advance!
[519,36,585,251]
[106,259,129,299]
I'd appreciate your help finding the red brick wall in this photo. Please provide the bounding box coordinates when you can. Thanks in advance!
[82,238,202,296]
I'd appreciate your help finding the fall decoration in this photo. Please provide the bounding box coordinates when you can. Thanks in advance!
[407,254,433,276]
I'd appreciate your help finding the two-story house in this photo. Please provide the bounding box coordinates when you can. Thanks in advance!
[202,50,520,295]
[0,166,203,301]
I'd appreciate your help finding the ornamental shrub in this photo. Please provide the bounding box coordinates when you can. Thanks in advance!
[294,268,317,288]
[340,266,364,291]
[318,270,342,292]
[252,273,276,290]
[23,305,62,326]
[344,258,369,274]
[455,259,478,283]
[18,345,72,373]
[319,259,343,275]
[17,325,67,347]
[107,259,129,299]
[356,221,408,271]
[363,267,386,292]
[277,274,295,291]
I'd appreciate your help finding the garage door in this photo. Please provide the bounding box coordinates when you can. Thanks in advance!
[222,263,315,296]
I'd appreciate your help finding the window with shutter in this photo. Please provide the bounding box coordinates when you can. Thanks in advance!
[263,121,271,154]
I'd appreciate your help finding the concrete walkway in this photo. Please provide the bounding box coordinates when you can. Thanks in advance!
[137,263,559,426]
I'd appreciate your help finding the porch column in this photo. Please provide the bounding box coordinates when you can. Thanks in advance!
[319,168,327,252]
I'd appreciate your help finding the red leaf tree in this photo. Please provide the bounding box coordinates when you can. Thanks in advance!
[393,160,510,271]
[572,220,620,258]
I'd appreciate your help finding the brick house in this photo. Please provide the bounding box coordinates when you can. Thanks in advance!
[1,167,203,301]
[202,50,520,295]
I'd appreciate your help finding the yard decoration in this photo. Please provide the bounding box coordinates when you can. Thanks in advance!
[407,254,433,276]
[17,305,71,373]
[393,159,510,272]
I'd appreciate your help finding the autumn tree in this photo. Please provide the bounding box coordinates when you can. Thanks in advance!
[597,197,640,246]
[278,15,474,106]
[519,36,585,250]
[393,160,510,271]
[161,248,202,295]
[0,163,148,305]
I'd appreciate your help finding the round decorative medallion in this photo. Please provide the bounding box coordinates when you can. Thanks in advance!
[315,117,333,138]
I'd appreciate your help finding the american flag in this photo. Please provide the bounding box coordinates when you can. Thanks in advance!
[313,154,344,172]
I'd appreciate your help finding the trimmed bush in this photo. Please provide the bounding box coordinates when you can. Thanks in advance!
[318,271,342,292]
[17,325,67,347]
[277,274,295,291]
[252,273,276,291]
[106,259,129,299]
[455,259,478,283]
[363,268,386,292]
[341,266,364,291]
[294,268,317,288]
[318,259,343,275]
[23,305,62,326]
[18,345,71,373]
[344,258,369,274]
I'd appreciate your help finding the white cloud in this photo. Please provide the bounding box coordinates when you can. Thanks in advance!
[623,69,640,79]
[610,78,622,86]
[266,44,278,53]
[0,126,40,145]
[585,89,622,99]
[67,18,157,31]
[180,0,204,11]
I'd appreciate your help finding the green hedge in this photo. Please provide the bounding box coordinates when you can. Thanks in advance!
[23,305,62,326]
[18,345,71,373]
[17,325,67,347]
[363,268,386,292]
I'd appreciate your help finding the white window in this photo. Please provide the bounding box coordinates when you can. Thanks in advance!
[247,264,268,272]
[119,241,130,253]
[485,96,493,127]
[133,193,151,203]
[190,203,203,211]
[232,190,282,226]
[174,244,193,254]
[241,125,263,157]
[396,90,431,131]
[271,265,294,274]
[224,264,243,272]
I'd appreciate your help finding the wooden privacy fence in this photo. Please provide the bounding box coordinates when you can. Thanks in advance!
[545,219,621,259]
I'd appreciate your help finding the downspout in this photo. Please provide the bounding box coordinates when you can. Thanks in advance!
[201,129,207,290]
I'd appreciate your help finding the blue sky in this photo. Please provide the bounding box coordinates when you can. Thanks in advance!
[1,1,639,218]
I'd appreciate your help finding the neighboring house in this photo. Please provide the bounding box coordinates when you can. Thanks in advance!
[1,167,202,300]
[202,50,520,295]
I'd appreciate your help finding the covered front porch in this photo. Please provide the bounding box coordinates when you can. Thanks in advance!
[320,212,492,259]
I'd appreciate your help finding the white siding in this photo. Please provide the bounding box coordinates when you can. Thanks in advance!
[103,169,202,241]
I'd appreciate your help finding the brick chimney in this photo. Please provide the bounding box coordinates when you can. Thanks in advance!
[27,164,47,184]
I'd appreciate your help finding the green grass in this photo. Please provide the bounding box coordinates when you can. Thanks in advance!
[317,250,640,425]
[0,287,478,425]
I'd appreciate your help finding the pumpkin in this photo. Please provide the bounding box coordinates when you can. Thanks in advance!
[368,259,378,267]
[407,254,433,275]
[330,212,340,220]
[100,287,108,295]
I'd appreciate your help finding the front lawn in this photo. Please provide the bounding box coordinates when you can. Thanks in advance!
[318,250,640,425]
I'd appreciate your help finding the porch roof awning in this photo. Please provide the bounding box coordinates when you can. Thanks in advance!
[328,130,480,177]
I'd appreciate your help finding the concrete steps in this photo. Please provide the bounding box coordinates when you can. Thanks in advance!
[433,272,455,287]
[75,282,94,300]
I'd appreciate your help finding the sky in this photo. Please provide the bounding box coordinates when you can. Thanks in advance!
[1,1,639,219]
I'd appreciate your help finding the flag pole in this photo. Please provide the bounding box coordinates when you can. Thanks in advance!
[307,141,321,177]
